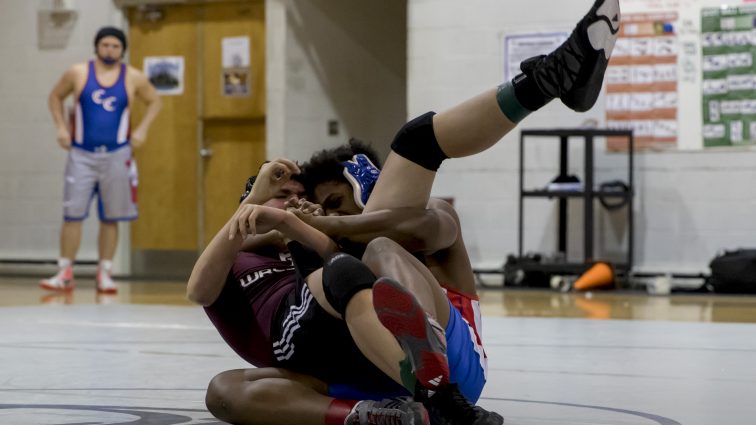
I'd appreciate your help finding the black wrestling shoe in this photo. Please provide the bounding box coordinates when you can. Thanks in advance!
[520,0,620,112]
[417,384,503,425]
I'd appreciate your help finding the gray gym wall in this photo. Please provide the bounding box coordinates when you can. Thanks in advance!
[266,0,407,162]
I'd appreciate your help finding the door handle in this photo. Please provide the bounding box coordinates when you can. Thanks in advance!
[199,147,213,158]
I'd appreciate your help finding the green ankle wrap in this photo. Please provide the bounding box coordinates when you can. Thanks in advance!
[496,81,532,123]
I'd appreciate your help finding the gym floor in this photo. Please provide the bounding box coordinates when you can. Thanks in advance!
[1,275,755,424]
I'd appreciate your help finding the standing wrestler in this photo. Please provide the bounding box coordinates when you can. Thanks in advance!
[42,27,161,293]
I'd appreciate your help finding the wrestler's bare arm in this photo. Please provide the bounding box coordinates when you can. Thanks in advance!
[185,205,309,307]
[129,68,162,148]
[186,220,246,306]
[229,205,338,259]
[236,158,303,252]
[187,159,302,305]
[48,65,81,150]
[305,205,458,254]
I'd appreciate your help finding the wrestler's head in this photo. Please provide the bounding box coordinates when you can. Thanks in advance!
[302,139,381,216]
[94,27,127,65]
[263,178,305,210]
[239,173,304,210]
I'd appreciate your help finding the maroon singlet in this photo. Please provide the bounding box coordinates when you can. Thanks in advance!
[204,249,297,367]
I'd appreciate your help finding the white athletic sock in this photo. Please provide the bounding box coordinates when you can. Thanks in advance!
[58,258,72,269]
[99,260,113,272]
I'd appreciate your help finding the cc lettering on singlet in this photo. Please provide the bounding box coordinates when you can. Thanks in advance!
[92,89,117,112]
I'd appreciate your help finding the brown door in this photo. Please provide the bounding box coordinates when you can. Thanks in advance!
[127,1,266,264]
[128,5,200,254]
[200,1,267,246]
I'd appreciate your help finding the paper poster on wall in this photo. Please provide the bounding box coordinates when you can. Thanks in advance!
[222,36,250,68]
[701,6,756,147]
[605,12,679,152]
[143,56,184,96]
[503,32,568,81]
[223,68,250,97]
[221,36,251,97]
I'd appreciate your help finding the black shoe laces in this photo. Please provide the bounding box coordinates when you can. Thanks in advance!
[538,32,586,96]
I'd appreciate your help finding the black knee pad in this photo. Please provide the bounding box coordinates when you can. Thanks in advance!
[390,111,448,171]
[322,253,376,316]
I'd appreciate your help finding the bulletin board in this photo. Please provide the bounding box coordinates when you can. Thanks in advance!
[605,12,679,152]
[701,6,756,147]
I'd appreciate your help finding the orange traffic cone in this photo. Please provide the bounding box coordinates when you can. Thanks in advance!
[573,262,615,291]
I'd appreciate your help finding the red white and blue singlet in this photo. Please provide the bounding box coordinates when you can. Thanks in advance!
[73,60,130,152]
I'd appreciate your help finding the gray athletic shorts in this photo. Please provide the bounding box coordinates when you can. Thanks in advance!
[63,146,138,222]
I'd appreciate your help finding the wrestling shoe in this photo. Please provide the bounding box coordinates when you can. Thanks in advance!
[346,398,430,425]
[373,277,449,392]
[419,384,503,425]
[96,267,118,294]
[342,154,381,209]
[39,266,75,292]
[520,0,620,112]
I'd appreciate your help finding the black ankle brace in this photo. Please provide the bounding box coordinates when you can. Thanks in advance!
[511,71,553,111]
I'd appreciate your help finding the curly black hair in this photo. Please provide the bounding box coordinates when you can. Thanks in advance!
[301,138,382,200]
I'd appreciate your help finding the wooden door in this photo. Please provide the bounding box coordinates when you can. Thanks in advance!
[200,1,267,246]
[127,0,266,263]
[128,5,200,252]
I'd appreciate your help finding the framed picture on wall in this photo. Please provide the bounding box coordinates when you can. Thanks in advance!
[143,56,184,96]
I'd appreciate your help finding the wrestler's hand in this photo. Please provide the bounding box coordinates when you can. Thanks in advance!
[241,158,301,205]
[131,127,147,149]
[285,197,325,221]
[56,127,72,150]
[228,204,289,240]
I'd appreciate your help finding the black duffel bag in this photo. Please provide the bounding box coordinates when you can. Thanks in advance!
[708,249,756,294]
